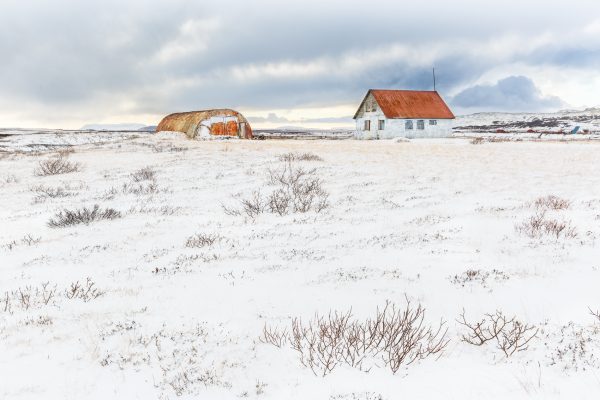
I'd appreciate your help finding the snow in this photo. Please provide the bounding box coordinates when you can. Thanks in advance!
[1,131,600,399]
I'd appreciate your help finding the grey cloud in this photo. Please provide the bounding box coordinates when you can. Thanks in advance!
[247,113,290,123]
[0,0,598,126]
[247,113,353,125]
[451,76,565,112]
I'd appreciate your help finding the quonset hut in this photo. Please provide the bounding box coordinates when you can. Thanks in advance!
[156,109,253,139]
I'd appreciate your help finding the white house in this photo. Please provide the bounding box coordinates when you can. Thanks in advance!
[353,89,455,139]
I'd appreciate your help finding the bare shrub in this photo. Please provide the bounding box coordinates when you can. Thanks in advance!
[1,234,41,251]
[450,269,509,289]
[457,310,538,357]
[515,210,577,239]
[20,234,41,246]
[279,152,324,162]
[121,181,161,195]
[48,205,122,228]
[534,195,570,210]
[545,321,600,371]
[2,174,18,184]
[266,162,329,214]
[65,278,104,302]
[1,282,57,314]
[185,233,221,248]
[30,183,78,203]
[259,323,288,348]
[225,161,329,218]
[265,299,448,376]
[130,166,156,182]
[470,137,484,145]
[240,190,266,218]
[590,308,600,323]
[34,153,81,176]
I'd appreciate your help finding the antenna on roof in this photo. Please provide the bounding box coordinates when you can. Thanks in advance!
[433,67,436,91]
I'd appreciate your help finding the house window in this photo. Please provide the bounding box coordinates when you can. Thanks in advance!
[429,120,437,125]
[364,120,371,131]
[378,120,385,130]
[405,120,414,130]
[417,120,425,130]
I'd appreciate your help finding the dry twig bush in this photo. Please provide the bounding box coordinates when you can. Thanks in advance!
[544,320,600,371]
[130,166,156,182]
[34,153,81,176]
[470,137,484,145]
[223,161,329,218]
[533,195,570,210]
[185,233,222,248]
[515,210,577,240]
[457,310,538,357]
[1,279,104,314]
[65,278,105,302]
[449,269,509,289]
[121,181,161,195]
[260,324,289,348]
[279,152,324,162]
[1,234,41,251]
[590,308,600,323]
[1,282,57,313]
[47,205,122,228]
[30,183,79,203]
[261,299,448,376]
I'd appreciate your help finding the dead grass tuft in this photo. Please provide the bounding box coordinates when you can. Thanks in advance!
[185,233,222,248]
[130,166,156,182]
[533,195,571,210]
[48,205,122,228]
[515,210,577,239]
[65,278,105,302]
[279,152,324,162]
[34,153,81,176]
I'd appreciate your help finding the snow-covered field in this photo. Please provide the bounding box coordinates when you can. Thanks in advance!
[1,131,600,399]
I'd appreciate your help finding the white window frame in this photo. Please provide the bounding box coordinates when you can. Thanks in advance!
[405,120,414,130]
[417,120,425,130]
[364,120,371,131]
[429,120,437,125]
[378,120,385,130]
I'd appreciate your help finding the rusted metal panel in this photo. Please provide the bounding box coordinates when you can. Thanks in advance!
[353,90,455,120]
[226,120,239,135]
[210,122,225,136]
[156,109,253,139]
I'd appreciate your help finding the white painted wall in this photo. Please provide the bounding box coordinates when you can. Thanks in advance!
[354,117,453,139]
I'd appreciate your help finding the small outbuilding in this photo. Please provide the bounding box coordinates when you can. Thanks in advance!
[353,90,454,139]
[156,109,253,139]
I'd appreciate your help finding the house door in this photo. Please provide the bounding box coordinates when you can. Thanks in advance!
[240,122,246,138]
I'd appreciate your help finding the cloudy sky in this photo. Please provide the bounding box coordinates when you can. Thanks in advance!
[1,0,599,129]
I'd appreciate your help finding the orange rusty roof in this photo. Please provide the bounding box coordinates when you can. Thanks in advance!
[354,90,455,119]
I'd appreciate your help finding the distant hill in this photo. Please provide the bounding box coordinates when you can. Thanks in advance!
[81,123,148,131]
[454,108,600,133]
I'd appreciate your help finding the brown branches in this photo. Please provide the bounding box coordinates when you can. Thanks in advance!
[262,300,449,376]
[34,153,81,176]
[223,161,329,218]
[65,278,105,302]
[259,324,288,348]
[589,307,600,323]
[457,310,538,357]
[47,205,122,228]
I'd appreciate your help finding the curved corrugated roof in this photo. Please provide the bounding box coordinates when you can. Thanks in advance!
[354,90,455,119]
[156,109,252,139]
